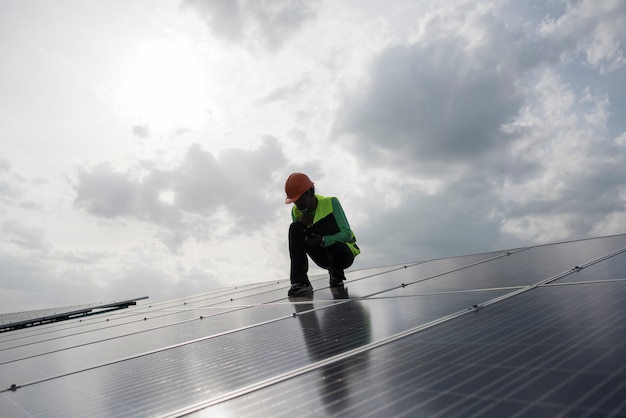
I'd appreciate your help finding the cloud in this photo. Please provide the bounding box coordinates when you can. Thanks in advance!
[132,125,150,139]
[336,44,521,166]
[2,220,51,252]
[336,0,625,174]
[353,182,514,265]
[0,252,51,297]
[183,0,244,42]
[0,159,25,202]
[0,159,46,211]
[335,4,533,172]
[73,137,287,250]
[497,74,626,241]
[246,0,318,49]
[256,78,313,106]
[0,246,213,314]
[183,0,319,50]
[539,0,626,72]
[74,163,141,218]
[2,0,625,313]
[333,1,626,258]
[0,220,224,313]
[166,136,287,224]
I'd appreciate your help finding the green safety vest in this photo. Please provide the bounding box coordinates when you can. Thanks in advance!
[293,195,360,256]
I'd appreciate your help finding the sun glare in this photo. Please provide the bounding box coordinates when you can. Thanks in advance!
[124,39,208,131]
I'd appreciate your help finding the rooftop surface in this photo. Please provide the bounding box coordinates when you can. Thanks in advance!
[1,234,625,417]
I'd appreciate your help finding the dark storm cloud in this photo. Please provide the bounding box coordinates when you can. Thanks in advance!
[333,3,564,172]
[337,42,522,166]
[74,136,287,247]
[183,0,318,50]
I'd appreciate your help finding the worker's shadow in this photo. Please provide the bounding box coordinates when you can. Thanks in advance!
[291,289,371,415]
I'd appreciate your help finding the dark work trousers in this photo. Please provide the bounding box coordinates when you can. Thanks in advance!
[289,222,355,285]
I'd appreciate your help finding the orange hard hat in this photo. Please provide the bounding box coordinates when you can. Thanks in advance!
[284,172,314,204]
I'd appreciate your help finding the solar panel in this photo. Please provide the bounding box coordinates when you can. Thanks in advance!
[0,233,624,417]
[0,297,149,332]
[557,249,626,284]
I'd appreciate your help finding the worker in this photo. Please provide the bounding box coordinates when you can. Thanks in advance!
[284,172,360,297]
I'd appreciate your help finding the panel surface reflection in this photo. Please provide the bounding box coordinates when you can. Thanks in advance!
[212,281,626,417]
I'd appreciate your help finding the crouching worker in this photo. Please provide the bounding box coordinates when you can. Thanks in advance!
[284,172,360,297]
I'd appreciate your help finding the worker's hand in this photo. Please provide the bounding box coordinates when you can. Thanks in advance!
[305,233,323,247]
[299,213,314,226]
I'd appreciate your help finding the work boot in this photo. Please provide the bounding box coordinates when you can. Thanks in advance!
[288,282,313,297]
[329,275,344,287]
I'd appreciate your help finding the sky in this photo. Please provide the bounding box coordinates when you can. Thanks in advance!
[1,0,625,313]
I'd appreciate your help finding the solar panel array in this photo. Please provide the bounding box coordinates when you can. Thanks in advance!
[1,234,625,417]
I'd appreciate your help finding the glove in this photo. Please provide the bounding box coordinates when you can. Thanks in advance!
[305,233,323,248]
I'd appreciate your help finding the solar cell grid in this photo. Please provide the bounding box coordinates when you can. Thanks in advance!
[0,233,624,417]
